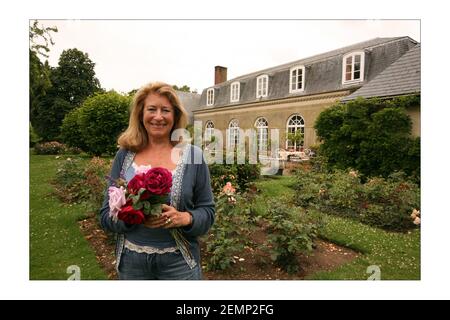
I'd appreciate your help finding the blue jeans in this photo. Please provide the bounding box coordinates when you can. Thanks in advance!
[118,248,202,280]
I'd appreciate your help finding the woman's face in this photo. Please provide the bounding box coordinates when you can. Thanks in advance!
[142,93,175,141]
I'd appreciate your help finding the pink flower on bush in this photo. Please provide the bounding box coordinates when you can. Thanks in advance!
[108,186,126,222]
[222,182,236,195]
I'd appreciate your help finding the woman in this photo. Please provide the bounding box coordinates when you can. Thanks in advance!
[100,82,215,280]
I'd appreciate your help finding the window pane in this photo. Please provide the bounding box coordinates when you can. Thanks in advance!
[346,64,352,73]
[354,62,360,71]
[354,71,360,79]
[355,55,361,63]
[292,70,297,77]
[291,83,296,91]
[346,72,352,81]
[346,56,352,64]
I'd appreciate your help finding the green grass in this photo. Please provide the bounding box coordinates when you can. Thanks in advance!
[30,154,108,280]
[254,175,421,280]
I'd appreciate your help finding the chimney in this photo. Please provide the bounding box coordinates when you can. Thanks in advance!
[214,66,227,85]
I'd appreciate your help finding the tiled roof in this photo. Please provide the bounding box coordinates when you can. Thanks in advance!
[195,36,418,110]
[342,44,420,101]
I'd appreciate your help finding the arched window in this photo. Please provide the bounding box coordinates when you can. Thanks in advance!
[255,117,269,153]
[204,121,215,142]
[286,114,305,151]
[228,119,240,149]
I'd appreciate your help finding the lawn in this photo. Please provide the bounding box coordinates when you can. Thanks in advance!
[29,154,107,280]
[254,175,421,280]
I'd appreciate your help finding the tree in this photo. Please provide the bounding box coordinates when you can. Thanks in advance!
[30,51,52,118]
[32,95,72,141]
[29,20,58,58]
[50,48,102,109]
[32,48,103,141]
[286,130,304,149]
[314,96,420,179]
[29,20,57,128]
[172,84,192,92]
[77,91,131,156]
[60,107,87,151]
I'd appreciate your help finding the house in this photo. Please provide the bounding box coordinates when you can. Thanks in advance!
[190,36,419,151]
[175,90,201,125]
[342,43,420,137]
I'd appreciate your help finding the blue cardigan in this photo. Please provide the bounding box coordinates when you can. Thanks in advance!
[99,144,215,269]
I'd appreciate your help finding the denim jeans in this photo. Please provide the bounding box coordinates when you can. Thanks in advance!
[118,247,202,280]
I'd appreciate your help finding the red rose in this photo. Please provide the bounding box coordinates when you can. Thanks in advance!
[128,173,147,195]
[144,167,172,195]
[118,201,145,224]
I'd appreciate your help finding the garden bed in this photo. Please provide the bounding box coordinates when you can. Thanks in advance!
[78,216,358,280]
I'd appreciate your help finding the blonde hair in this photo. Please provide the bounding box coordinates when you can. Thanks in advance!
[118,82,188,152]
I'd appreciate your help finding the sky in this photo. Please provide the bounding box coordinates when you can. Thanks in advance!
[36,19,420,94]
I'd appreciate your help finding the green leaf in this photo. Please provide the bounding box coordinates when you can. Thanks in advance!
[133,201,143,210]
[150,203,162,216]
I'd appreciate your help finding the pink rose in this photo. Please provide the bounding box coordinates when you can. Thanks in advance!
[108,186,126,222]
[222,182,236,195]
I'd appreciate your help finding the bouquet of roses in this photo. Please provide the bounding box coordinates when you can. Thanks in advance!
[107,167,192,258]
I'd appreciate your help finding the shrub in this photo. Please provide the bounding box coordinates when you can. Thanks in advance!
[83,157,111,211]
[78,91,130,156]
[208,163,238,195]
[263,199,322,274]
[34,141,67,155]
[208,158,260,195]
[292,169,329,208]
[203,185,253,271]
[314,95,420,180]
[29,122,42,147]
[53,157,86,203]
[360,173,420,231]
[292,168,420,231]
[52,157,111,211]
[60,107,87,151]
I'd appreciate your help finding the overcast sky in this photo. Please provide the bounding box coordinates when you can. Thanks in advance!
[36,20,420,94]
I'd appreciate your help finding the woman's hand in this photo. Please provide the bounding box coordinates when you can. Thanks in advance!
[160,204,193,228]
[143,214,168,229]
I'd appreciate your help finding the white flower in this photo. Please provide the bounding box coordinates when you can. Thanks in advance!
[413,217,421,225]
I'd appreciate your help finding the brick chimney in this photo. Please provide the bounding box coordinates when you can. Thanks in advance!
[214,66,227,85]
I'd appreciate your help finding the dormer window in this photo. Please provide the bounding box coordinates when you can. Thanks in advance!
[289,65,305,93]
[256,75,268,98]
[230,81,240,102]
[206,88,214,106]
[342,51,365,84]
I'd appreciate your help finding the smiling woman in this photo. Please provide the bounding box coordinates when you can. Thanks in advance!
[99,82,215,280]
